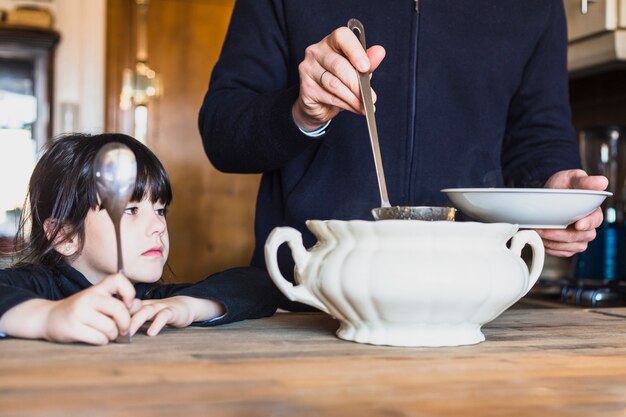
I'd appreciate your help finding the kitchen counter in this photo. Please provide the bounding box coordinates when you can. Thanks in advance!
[1,307,626,416]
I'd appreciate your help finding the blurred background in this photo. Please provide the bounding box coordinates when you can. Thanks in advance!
[0,0,259,282]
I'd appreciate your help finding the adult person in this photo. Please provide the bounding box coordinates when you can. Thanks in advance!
[198,0,608,300]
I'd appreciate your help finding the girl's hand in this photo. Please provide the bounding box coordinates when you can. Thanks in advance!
[292,26,386,131]
[41,273,137,345]
[129,296,224,337]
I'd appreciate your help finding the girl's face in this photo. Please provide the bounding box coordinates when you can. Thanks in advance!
[69,198,169,284]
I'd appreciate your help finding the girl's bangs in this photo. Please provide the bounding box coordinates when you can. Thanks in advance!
[130,156,173,205]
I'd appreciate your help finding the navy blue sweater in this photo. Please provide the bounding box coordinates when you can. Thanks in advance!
[199,0,581,292]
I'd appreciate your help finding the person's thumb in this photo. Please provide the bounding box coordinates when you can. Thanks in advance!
[572,173,609,191]
[96,273,136,307]
[367,45,386,73]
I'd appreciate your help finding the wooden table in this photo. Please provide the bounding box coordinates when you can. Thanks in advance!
[2,307,626,417]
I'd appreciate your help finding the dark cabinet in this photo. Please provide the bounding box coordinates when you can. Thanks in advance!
[0,25,59,258]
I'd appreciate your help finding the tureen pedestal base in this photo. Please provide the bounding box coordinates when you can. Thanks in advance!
[336,321,486,347]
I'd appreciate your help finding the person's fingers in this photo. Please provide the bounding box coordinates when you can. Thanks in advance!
[95,273,136,307]
[113,274,136,307]
[314,68,363,113]
[71,324,111,345]
[146,308,174,337]
[537,229,592,255]
[129,303,159,336]
[96,295,132,336]
[317,53,362,107]
[541,239,589,254]
[544,169,586,189]
[570,174,609,191]
[327,26,371,72]
[545,169,608,191]
[367,45,386,72]
[574,208,604,231]
[299,64,361,116]
[535,224,597,256]
[537,228,596,245]
[297,28,386,123]
[83,311,120,342]
[298,55,361,116]
[545,248,577,258]
[129,298,143,315]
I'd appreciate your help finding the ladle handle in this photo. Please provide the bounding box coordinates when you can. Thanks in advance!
[264,227,329,313]
[106,207,132,343]
[110,210,124,273]
[347,18,391,208]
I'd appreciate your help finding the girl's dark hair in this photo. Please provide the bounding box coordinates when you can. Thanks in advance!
[13,133,172,269]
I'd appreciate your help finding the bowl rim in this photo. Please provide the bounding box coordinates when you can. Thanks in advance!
[441,187,612,197]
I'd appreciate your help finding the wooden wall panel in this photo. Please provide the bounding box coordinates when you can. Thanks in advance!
[106,0,261,282]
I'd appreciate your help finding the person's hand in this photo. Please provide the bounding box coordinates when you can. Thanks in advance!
[43,273,139,344]
[292,26,386,131]
[129,296,224,337]
[538,169,609,257]
[0,273,139,344]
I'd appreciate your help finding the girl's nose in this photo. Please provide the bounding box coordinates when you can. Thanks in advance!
[147,211,167,236]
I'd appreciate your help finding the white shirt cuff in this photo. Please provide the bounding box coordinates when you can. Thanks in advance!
[297,120,331,138]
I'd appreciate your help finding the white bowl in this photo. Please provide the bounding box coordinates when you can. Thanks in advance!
[441,188,612,229]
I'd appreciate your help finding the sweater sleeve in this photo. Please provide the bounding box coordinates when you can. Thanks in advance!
[198,0,317,174]
[501,0,581,188]
[0,267,57,320]
[140,267,281,326]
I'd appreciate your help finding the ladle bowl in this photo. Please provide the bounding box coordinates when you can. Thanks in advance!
[372,206,456,221]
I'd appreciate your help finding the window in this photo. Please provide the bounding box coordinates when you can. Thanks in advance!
[0,26,59,262]
[0,58,37,238]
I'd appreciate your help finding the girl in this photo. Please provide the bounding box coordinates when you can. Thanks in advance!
[0,133,279,344]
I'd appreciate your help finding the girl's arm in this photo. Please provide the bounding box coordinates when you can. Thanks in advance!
[0,298,56,339]
[0,273,137,344]
[132,266,281,332]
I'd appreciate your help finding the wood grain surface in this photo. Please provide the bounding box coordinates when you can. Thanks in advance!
[1,308,626,417]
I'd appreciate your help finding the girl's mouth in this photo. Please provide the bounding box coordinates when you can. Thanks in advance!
[142,247,163,257]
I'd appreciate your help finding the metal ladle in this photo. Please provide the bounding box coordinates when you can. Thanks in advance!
[93,142,137,343]
[347,18,455,222]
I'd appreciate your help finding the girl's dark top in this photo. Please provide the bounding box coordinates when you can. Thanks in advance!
[0,263,281,335]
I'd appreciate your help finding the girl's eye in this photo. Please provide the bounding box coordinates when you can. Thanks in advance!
[124,206,139,215]
[155,207,167,217]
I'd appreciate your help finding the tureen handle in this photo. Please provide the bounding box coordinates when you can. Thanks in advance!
[264,227,329,313]
[509,230,545,293]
